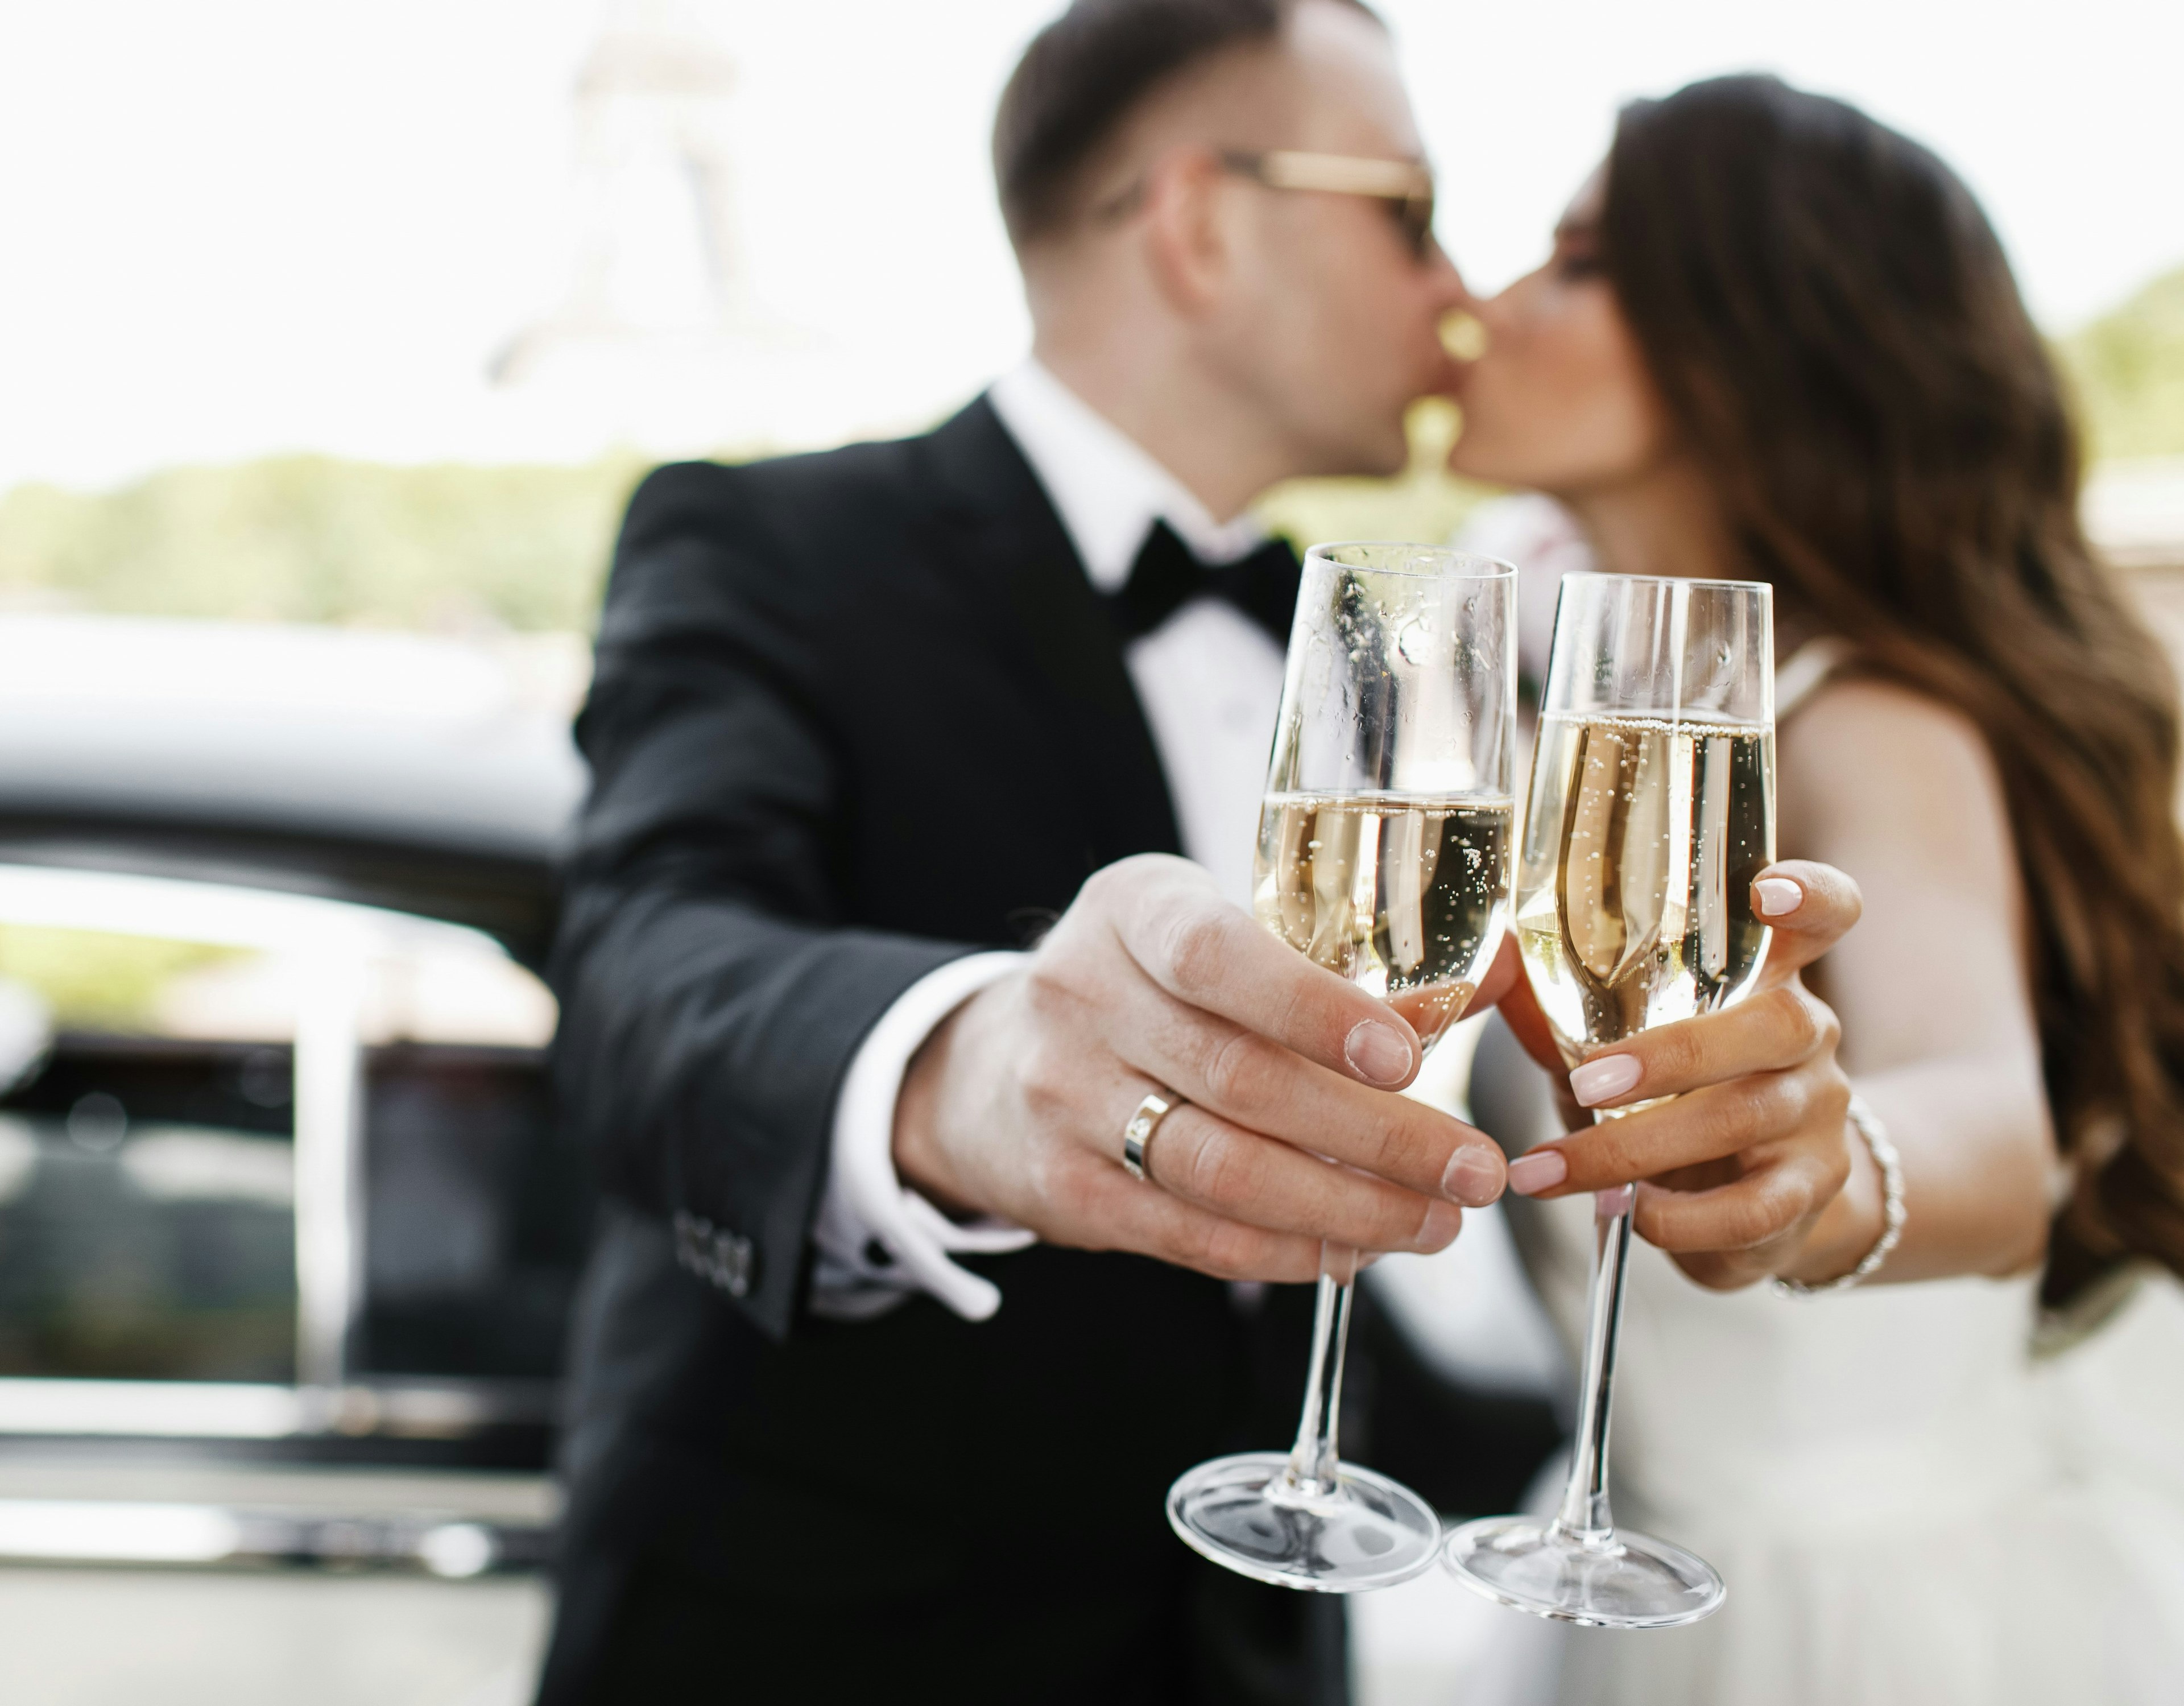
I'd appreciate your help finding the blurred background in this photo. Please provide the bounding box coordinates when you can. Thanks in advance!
[0,2,2177,1703]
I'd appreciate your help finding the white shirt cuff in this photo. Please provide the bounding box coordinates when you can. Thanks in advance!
[809,951,1034,1322]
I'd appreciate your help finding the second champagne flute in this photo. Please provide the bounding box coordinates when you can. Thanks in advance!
[1442,571,1774,1627]
[1166,542,1518,1592]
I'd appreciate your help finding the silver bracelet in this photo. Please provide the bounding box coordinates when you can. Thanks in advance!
[1774,1092,1906,1296]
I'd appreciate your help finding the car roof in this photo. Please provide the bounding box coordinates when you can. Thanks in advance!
[0,617,587,963]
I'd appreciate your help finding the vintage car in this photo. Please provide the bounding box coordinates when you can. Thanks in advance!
[0,614,588,1705]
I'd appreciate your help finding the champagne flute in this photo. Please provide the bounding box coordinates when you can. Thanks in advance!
[1442,572,1773,1627]
[1166,542,1518,1592]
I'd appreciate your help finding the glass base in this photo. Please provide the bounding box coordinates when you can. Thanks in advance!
[1166,1452,1442,1593]
[1442,1514,1726,1628]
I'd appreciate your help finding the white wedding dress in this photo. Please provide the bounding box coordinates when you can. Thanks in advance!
[1500,1168,2184,1705]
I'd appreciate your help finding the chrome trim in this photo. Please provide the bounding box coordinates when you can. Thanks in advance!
[0,1379,557,1440]
[0,1498,553,1576]
[293,953,367,1389]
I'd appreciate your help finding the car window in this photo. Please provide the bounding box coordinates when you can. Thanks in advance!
[0,866,571,1397]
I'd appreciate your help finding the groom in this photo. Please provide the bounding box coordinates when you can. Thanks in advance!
[539,3,1496,1701]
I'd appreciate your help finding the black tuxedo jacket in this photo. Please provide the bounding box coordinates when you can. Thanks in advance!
[536,398,1344,1705]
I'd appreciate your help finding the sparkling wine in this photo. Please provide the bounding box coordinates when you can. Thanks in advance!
[1255,792,1513,1048]
[1515,714,1774,1056]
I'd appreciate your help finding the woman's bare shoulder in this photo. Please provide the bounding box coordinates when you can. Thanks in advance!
[1778,675,2013,874]
[1781,674,1993,784]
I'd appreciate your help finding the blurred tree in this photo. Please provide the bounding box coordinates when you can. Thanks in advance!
[2065,265,2184,460]
[0,454,652,633]
[0,925,236,1032]
[0,421,1490,633]
[3,261,2178,638]
[1258,397,1494,553]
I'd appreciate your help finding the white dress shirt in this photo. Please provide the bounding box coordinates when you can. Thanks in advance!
[806,358,1290,1322]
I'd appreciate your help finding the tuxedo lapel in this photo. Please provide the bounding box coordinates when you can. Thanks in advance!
[918,396,1182,873]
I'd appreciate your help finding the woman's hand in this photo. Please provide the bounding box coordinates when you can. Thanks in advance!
[1496,859,1872,1290]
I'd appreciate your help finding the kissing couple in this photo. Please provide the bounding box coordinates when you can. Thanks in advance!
[536,3,2184,1704]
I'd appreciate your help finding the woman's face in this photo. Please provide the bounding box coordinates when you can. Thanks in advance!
[1447,172,1672,494]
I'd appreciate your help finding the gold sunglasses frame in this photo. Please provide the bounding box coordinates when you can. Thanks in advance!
[1094,148,1440,259]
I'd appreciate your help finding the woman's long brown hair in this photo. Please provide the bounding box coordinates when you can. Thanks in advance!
[1599,74,2184,1298]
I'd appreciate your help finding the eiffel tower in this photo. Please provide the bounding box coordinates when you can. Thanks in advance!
[491,0,759,386]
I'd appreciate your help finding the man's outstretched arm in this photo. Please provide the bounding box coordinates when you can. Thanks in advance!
[552,463,983,1341]
[555,464,1511,1341]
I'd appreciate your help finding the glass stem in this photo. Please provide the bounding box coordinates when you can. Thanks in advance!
[1281,1241,1358,1496]
[1552,1182,1637,1544]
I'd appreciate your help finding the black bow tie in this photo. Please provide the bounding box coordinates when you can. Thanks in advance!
[1103,520,1302,646]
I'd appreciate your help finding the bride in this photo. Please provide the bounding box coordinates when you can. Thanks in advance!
[1450,74,2184,1704]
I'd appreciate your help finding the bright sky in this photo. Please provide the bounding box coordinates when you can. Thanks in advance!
[2,0,2178,491]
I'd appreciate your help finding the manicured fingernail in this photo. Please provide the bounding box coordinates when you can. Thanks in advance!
[1507,1148,1569,1196]
[1345,1020,1414,1087]
[1570,1053,1643,1106]
[1416,1200,1463,1250]
[1441,1143,1504,1206]
[1755,877,1803,918]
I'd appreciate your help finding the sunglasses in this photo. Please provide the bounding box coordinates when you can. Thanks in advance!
[1093,149,1441,262]
[1218,149,1439,260]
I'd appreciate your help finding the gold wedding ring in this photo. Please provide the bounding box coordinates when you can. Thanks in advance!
[1122,1091,1180,1183]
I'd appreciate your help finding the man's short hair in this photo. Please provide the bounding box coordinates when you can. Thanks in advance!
[993,0,1379,250]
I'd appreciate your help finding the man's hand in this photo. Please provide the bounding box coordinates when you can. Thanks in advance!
[1498,860,1869,1290]
[893,854,1511,1283]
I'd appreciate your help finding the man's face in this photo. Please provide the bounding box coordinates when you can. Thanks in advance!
[1203,2,1470,479]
